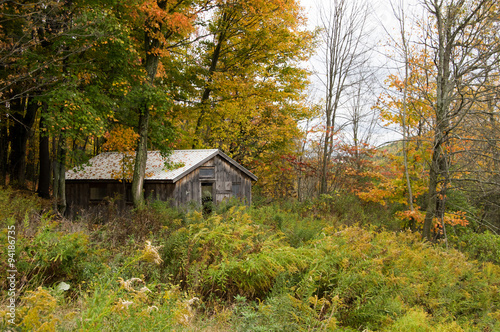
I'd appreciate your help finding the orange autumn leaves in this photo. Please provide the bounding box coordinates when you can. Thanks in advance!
[355,47,470,231]
[103,125,139,152]
[137,0,196,36]
[103,125,139,181]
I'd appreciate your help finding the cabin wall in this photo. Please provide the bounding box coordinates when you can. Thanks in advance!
[144,182,176,204]
[65,180,130,216]
[66,181,90,216]
[171,155,253,206]
[213,155,251,205]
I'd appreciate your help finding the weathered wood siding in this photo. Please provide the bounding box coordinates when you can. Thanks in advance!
[170,169,200,207]
[170,155,252,206]
[66,180,130,216]
[66,181,90,215]
[144,182,175,203]
[212,155,252,205]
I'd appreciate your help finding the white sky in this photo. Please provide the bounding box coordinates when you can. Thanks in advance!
[298,0,421,146]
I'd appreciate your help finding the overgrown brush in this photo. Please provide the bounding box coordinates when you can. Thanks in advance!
[297,227,500,330]
[0,186,47,224]
[448,229,500,265]
[2,188,500,331]
[160,207,313,301]
[159,206,500,330]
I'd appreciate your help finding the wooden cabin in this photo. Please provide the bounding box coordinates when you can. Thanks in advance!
[65,149,257,215]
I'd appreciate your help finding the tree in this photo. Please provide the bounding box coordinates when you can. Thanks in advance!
[387,0,415,211]
[171,0,316,191]
[0,0,121,203]
[316,0,373,194]
[343,68,378,170]
[106,0,199,207]
[420,0,500,240]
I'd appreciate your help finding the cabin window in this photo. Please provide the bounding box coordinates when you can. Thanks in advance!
[89,185,107,201]
[232,183,241,196]
[199,167,215,178]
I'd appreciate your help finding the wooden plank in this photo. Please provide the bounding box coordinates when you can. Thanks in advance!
[179,178,186,205]
[183,176,191,203]
[144,183,152,201]
[246,178,252,205]
[108,182,119,200]
[173,184,179,207]
[154,183,159,201]
[167,183,175,201]
[193,170,200,205]
[154,183,160,201]
[82,183,89,209]
[202,158,214,167]
[157,183,163,201]
[193,182,200,205]
[216,193,231,203]
[224,160,231,182]
[66,183,73,211]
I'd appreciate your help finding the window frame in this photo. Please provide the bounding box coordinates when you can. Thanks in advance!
[199,166,215,178]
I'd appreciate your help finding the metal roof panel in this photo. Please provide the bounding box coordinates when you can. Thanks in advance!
[65,149,257,182]
[66,150,219,181]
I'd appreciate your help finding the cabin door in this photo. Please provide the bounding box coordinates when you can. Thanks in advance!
[201,183,214,214]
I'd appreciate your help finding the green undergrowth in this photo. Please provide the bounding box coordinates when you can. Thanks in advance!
[1,187,499,331]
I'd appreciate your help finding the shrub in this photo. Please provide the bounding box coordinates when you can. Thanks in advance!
[230,293,338,332]
[76,240,193,331]
[14,216,89,290]
[2,187,500,331]
[0,186,44,225]
[161,207,311,301]
[297,227,500,330]
[448,230,500,264]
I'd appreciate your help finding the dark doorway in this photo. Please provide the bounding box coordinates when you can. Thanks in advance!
[201,183,214,215]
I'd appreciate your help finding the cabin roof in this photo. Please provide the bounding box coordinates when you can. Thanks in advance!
[65,149,258,182]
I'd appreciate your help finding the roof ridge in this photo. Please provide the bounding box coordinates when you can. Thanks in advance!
[171,149,219,152]
[67,148,257,181]
[93,150,218,156]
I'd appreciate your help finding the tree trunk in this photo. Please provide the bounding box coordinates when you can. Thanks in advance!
[318,0,371,195]
[320,111,332,194]
[131,31,160,207]
[420,0,496,240]
[193,11,230,148]
[53,136,66,214]
[0,115,8,185]
[8,95,38,188]
[37,113,51,199]
[422,0,447,241]
[422,142,441,240]
[131,106,150,207]
[401,41,414,211]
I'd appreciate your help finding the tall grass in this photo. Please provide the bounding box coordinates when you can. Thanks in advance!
[1,188,499,331]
